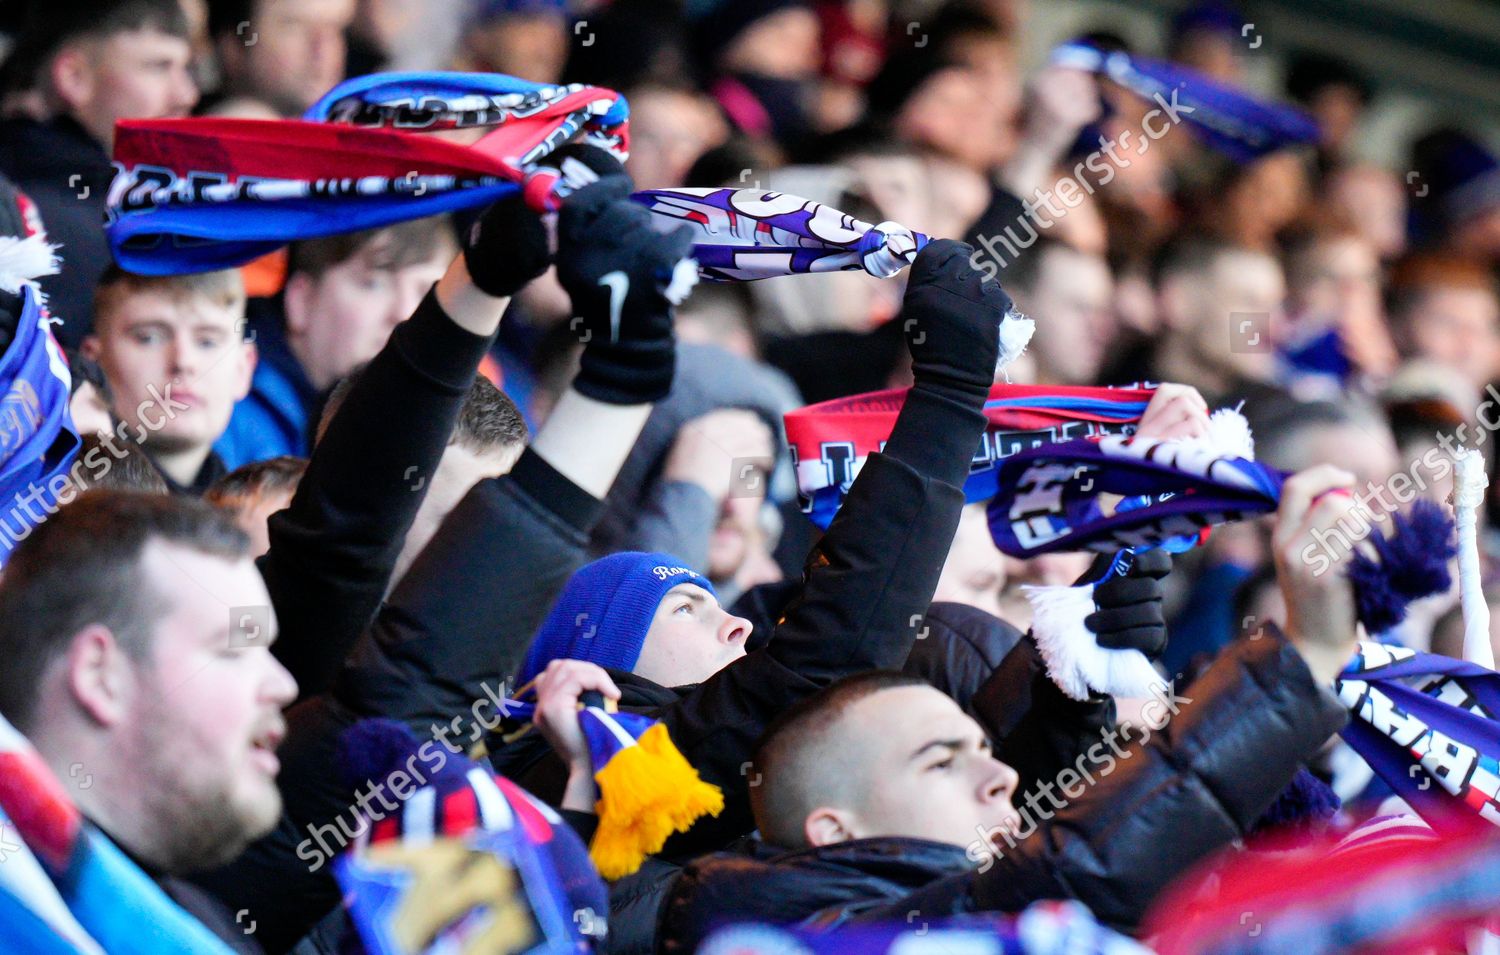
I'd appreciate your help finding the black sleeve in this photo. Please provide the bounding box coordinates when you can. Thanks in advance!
[971,637,1116,798]
[331,448,602,730]
[560,809,599,844]
[259,287,495,701]
[651,382,985,857]
[965,627,1349,930]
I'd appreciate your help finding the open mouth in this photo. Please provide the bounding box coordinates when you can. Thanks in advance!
[250,725,285,774]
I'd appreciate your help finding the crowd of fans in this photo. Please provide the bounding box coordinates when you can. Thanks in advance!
[0,0,1498,952]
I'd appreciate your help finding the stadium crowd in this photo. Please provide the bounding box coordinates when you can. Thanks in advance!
[1,0,1499,953]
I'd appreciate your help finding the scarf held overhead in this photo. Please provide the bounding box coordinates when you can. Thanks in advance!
[784,383,1156,529]
[106,71,930,285]
[107,72,627,274]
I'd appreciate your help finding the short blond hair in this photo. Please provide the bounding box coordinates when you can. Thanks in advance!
[93,266,246,334]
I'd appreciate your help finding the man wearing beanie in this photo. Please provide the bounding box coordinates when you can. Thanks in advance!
[516,554,728,688]
[471,238,1014,948]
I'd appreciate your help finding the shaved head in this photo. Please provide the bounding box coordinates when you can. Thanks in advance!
[751,672,1020,852]
[750,672,920,848]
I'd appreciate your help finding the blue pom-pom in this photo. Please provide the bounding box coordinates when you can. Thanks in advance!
[336,719,422,792]
[1250,767,1341,836]
[1347,499,1456,634]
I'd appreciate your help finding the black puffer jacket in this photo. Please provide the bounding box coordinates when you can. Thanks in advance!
[905,602,1115,798]
[657,626,1349,952]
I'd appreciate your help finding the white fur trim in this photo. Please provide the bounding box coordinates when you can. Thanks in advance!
[0,235,58,294]
[1205,406,1254,460]
[1024,582,1164,701]
[996,308,1035,375]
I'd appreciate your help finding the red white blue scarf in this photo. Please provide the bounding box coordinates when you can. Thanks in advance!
[784,383,1156,529]
[106,72,930,286]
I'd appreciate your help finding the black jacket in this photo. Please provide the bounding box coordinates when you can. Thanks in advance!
[905,602,1115,798]
[0,116,114,349]
[259,287,494,701]
[657,627,1350,952]
[188,289,502,950]
[490,384,987,953]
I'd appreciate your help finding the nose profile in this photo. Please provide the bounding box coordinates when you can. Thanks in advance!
[982,758,1019,804]
[719,613,753,647]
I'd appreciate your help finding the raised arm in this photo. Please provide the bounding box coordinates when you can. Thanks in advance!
[654,240,1014,852]
[194,164,698,950]
[260,196,551,700]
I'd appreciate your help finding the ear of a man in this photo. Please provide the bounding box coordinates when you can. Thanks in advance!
[49,45,97,114]
[803,806,859,848]
[65,624,135,728]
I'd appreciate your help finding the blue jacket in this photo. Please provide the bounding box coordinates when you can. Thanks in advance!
[215,310,319,471]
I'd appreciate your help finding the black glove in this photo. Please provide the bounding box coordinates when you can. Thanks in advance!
[899,238,1012,404]
[461,192,551,299]
[1081,548,1172,657]
[555,168,695,405]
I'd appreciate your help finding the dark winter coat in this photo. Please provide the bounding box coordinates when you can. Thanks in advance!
[657,626,1350,951]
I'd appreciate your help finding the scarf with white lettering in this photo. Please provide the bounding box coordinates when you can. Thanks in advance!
[1337,641,1500,832]
[784,382,1156,528]
[105,72,930,286]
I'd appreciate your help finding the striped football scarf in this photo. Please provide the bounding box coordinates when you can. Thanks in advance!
[497,697,721,880]
[108,71,627,274]
[1337,641,1500,832]
[0,238,79,566]
[0,715,233,954]
[784,382,1156,529]
[106,72,930,286]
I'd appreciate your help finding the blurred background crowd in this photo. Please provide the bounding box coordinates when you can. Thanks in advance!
[3,0,1500,726]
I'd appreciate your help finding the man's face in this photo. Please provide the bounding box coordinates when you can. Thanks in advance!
[1020,249,1114,385]
[1292,237,1381,320]
[88,291,254,454]
[707,487,765,584]
[636,583,752,688]
[463,14,568,85]
[724,8,821,79]
[625,90,728,192]
[1403,286,1500,392]
[898,67,1008,172]
[123,541,296,872]
[933,504,1006,619]
[60,29,197,148]
[821,686,1019,848]
[230,0,354,114]
[1183,250,1286,383]
[285,234,451,391]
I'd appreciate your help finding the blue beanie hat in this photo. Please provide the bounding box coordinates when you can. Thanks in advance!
[516,552,715,687]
